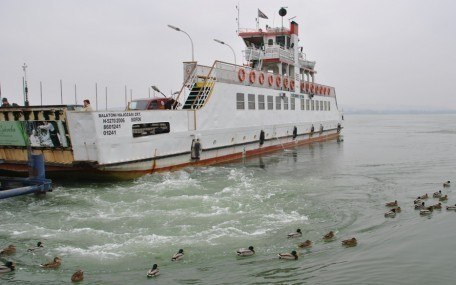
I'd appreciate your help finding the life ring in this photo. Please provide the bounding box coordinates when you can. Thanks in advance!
[268,74,274,86]
[300,82,305,92]
[238,69,245,82]
[249,71,256,84]
[290,80,295,91]
[276,76,281,87]
[305,82,309,92]
[283,77,288,89]
[310,84,314,92]
[259,72,265,85]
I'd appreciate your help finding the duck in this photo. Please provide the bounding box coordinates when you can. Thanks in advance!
[415,202,425,210]
[287,229,302,238]
[431,203,442,209]
[443,181,451,188]
[171,249,184,261]
[297,240,312,248]
[71,270,84,282]
[323,231,335,241]
[40,257,62,269]
[147,264,159,277]
[417,193,428,200]
[394,207,401,213]
[384,208,396,218]
[446,204,456,210]
[27,241,44,252]
[0,261,15,273]
[420,206,433,215]
[433,190,442,198]
[341,237,357,247]
[385,200,398,207]
[236,246,255,257]
[439,195,448,201]
[278,250,298,260]
[414,199,423,205]
[0,245,16,255]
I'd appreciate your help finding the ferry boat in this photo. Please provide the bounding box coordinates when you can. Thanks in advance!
[0,8,343,179]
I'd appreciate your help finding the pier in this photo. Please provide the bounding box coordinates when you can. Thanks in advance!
[0,154,52,199]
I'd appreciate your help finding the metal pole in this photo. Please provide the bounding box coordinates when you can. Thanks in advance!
[40,81,43,105]
[60,79,63,104]
[22,63,29,106]
[95,83,98,111]
[105,86,107,111]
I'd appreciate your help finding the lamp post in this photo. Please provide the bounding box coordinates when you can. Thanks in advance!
[22,63,29,106]
[213,39,236,66]
[168,24,194,61]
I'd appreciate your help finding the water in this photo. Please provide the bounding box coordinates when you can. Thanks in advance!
[1,114,455,284]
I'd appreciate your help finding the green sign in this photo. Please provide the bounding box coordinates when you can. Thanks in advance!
[0,121,27,146]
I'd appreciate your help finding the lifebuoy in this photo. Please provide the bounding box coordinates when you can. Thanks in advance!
[238,69,245,82]
[259,72,265,85]
[290,80,295,91]
[300,82,305,92]
[310,84,314,92]
[305,82,309,92]
[283,77,288,89]
[249,71,256,84]
[276,76,281,87]
[268,74,274,86]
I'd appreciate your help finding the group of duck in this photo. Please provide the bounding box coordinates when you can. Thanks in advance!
[146,228,358,277]
[384,181,453,217]
[0,242,83,282]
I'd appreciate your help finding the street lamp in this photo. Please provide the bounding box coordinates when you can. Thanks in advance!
[168,24,194,61]
[213,39,236,66]
[151,85,166,98]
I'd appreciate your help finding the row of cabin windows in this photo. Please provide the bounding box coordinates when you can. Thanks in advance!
[236,93,331,111]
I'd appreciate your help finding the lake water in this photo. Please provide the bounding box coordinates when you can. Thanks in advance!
[1,114,455,284]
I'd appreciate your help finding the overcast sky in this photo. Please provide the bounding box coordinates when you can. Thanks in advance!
[1,0,455,111]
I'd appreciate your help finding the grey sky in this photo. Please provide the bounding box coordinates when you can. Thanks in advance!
[1,0,455,111]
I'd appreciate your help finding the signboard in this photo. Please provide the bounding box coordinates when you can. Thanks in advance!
[0,121,70,148]
[0,121,27,146]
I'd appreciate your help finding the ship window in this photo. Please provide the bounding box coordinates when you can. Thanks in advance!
[300,98,305,110]
[258,95,265,110]
[283,96,289,110]
[267,95,273,110]
[291,97,295,110]
[324,101,328,111]
[248,94,256,110]
[306,99,310,110]
[315,100,319,111]
[132,122,170,138]
[276,96,281,110]
[236,93,245,110]
[320,101,323,111]
[328,101,331,111]
[268,39,273,46]
[276,36,285,48]
[311,100,314,111]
